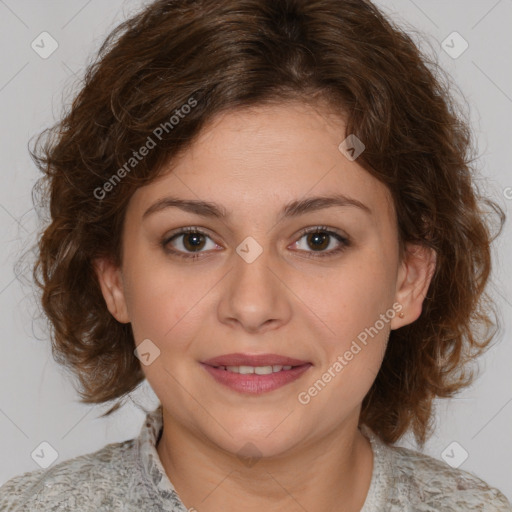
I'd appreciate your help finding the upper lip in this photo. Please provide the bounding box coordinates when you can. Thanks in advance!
[202,353,311,367]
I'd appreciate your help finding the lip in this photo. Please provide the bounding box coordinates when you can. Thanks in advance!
[200,353,312,395]
[202,353,310,367]
[201,363,312,394]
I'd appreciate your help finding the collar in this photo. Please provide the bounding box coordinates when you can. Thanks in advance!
[136,404,188,510]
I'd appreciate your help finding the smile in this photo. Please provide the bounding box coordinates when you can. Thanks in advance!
[201,362,312,394]
[212,364,293,374]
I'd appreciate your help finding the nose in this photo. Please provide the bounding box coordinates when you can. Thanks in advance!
[217,240,293,334]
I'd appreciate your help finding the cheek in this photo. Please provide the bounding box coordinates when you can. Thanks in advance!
[124,256,229,362]
[308,252,395,347]
[122,253,200,345]
[296,252,393,402]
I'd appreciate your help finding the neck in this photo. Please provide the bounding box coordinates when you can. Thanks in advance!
[156,410,374,512]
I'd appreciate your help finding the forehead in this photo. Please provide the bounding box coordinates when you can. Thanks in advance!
[128,101,396,226]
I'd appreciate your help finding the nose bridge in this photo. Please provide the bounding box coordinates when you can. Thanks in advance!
[219,234,290,332]
[232,234,276,298]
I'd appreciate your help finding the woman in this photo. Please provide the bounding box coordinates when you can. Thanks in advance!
[1,0,510,510]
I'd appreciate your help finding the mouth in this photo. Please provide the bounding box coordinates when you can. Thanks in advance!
[202,353,310,367]
[201,353,312,394]
[207,364,300,374]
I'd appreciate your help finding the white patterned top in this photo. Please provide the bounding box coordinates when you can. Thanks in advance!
[0,405,510,511]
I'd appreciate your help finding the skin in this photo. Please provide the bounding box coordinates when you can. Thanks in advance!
[95,101,436,512]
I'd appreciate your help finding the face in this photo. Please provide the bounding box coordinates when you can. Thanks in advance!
[96,101,435,458]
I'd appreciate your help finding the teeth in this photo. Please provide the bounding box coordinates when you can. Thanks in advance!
[219,365,294,374]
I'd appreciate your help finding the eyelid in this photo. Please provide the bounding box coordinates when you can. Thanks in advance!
[161,225,224,253]
[296,225,348,240]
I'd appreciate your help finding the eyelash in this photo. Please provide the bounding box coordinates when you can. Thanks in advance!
[161,225,350,261]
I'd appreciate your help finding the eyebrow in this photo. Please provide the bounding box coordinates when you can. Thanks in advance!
[142,193,372,221]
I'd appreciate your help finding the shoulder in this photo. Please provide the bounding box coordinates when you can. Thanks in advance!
[382,441,512,511]
[0,438,138,511]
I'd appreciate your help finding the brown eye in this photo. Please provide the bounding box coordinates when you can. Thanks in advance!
[305,232,330,251]
[162,227,218,259]
[293,226,350,258]
[181,232,207,252]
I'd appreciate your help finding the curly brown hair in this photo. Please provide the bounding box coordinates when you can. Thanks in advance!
[29,0,505,445]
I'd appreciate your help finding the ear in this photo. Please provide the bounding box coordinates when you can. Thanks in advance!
[93,257,130,324]
[391,243,437,330]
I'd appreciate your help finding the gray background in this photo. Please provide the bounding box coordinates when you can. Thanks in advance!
[1,0,511,502]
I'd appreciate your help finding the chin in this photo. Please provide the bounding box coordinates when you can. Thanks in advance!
[203,420,305,461]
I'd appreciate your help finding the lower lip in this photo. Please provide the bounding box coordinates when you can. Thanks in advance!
[201,363,312,394]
